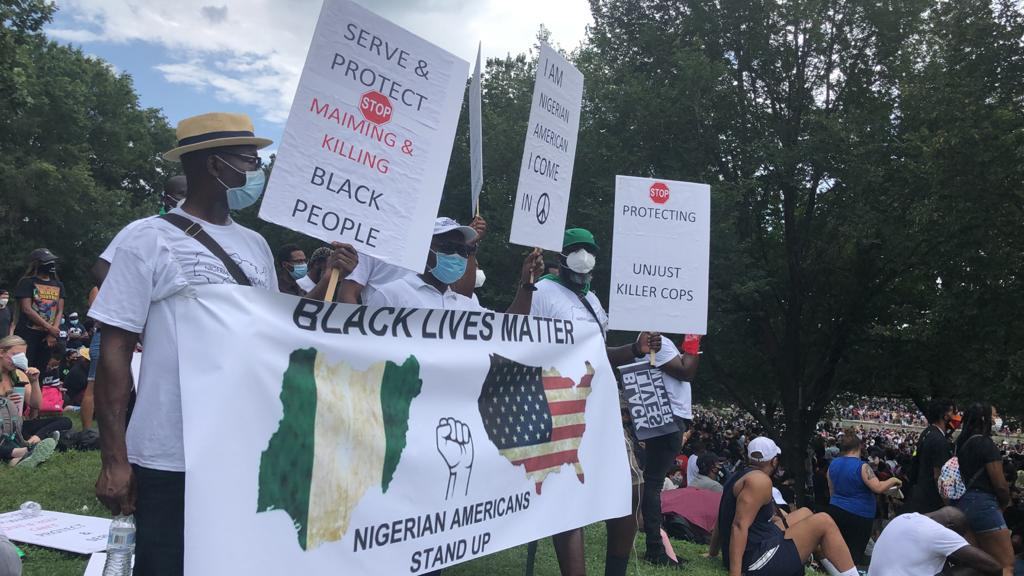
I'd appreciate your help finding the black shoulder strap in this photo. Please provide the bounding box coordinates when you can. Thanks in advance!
[160,213,252,287]
[576,292,606,339]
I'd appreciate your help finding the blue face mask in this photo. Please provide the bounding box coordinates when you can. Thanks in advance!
[289,263,308,280]
[215,155,266,210]
[429,251,468,285]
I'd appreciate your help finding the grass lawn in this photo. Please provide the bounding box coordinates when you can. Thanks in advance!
[0,415,747,575]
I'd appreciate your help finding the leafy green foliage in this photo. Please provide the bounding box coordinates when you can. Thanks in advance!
[0,0,176,311]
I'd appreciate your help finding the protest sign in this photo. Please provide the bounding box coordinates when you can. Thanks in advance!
[608,176,711,334]
[470,43,483,216]
[0,510,109,554]
[176,285,629,575]
[509,43,584,252]
[618,361,678,440]
[259,0,469,273]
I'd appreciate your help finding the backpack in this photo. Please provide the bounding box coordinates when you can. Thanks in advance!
[938,435,984,501]
[0,396,23,443]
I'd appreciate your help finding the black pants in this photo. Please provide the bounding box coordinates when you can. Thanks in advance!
[826,504,873,566]
[641,426,684,555]
[133,465,185,576]
[22,416,72,440]
[14,328,49,370]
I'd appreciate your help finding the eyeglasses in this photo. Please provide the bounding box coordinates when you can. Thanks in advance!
[219,152,263,170]
[433,242,473,257]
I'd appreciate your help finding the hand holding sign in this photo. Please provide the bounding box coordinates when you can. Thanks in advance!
[326,242,359,277]
[519,248,544,286]
[469,215,487,245]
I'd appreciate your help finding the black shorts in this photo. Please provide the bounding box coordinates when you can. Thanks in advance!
[744,538,803,576]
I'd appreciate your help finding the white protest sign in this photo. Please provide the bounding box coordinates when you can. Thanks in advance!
[509,43,584,251]
[608,176,710,334]
[259,0,469,273]
[0,510,109,555]
[176,285,629,575]
[469,43,483,216]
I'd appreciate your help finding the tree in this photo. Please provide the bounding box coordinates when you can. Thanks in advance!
[0,0,176,311]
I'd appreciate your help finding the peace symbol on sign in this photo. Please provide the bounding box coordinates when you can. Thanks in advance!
[536,193,551,224]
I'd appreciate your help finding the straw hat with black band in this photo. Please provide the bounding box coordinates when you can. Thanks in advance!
[162,112,272,162]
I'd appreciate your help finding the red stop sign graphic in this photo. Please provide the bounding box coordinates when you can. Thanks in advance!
[359,91,393,125]
[649,182,670,204]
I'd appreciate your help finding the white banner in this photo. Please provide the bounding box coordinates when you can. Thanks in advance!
[608,176,711,334]
[0,510,110,555]
[509,43,584,251]
[259,0,469,273]
[469,43,483,216]
[177,286,629,575]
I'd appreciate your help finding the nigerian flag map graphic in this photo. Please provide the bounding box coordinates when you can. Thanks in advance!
[257,349,422,551]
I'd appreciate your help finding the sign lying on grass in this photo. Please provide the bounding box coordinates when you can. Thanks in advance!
[608,175,711,334]
[509,43,584,252]
[259,0,469,273]
[0,510,109,555]
[177,285,629,574]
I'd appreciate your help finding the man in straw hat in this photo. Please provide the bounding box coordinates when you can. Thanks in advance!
[89,113,359,575]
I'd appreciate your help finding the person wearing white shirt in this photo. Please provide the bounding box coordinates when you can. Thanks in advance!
[344,216,488,304]
[529,227,669,574]
[89,113,358,576]
[867,508,1000,576]
[367,217,541,314]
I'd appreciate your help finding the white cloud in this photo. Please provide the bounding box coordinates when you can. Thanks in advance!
[49,0,592,124]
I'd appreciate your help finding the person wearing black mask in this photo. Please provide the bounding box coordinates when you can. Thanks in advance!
[13,249,65,370]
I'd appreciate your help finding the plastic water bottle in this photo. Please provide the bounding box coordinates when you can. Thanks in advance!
[19,502,40,518]
[102,515,135,576]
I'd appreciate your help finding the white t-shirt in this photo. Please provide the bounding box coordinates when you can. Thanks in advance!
[530,278,608,337]
[99,216,157,264]
[366,275,484,311]
[868,513,968,576]
[88,208,277,472]
[296,275,316,293]
[347,252,412,303]
[633,335,692,420]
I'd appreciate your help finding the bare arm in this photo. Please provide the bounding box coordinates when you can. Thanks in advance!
[730,474,771,576]
[505,249,543,316]
[660,352,699,381]
[948,544,1002,575]
[607,332,661,368]
[305,243,357,302]
[95,325,140,515]
[707,523,721,557]
[339,280,362,304]
[827,471,834,497]
[91,259,111,287]
[985,460,1010,507]
[861,463,901,494]
[54,298,64,330]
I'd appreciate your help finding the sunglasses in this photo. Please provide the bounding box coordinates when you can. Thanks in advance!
[219,152,263,170]
[433,242,474,257]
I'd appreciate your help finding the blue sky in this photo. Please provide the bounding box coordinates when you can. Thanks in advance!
[47,0,593,155]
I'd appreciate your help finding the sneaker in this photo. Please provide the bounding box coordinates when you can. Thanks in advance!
[50,430,60,443]
[17,438,56,468]
[643,552,686,569]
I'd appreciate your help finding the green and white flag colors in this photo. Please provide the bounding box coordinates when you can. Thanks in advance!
[178,285,628,575]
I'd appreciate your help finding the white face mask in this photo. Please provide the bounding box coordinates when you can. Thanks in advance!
[0,298,7,307]
[993,417,1003,433]
[10,353,28,372]
[474,268,486,289]
[565,249,596,274]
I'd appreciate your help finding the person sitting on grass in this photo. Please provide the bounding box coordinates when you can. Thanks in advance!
[707,437,861,576]
[867,507,1001,575]
[0,335,58,467]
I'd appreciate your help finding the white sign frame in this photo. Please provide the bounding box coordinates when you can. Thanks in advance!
[509,43,584,251]
[608,175,710,334]
[259,0,469,273]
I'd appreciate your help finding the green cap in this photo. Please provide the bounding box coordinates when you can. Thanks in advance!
[563,228,598,251]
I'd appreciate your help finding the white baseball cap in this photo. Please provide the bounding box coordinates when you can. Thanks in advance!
[747,437,782,462]
[433,217,477,243]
